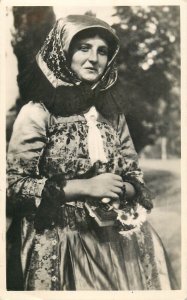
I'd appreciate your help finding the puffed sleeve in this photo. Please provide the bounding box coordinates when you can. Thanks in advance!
[7,101,50,217]
[118,114,154,210]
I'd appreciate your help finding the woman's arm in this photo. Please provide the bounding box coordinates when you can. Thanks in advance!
[7,102,123,213]
[64,173,124,201]
[118,114,153,210]
[7,101,50,217]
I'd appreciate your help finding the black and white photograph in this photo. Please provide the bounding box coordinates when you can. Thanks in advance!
[0,1,187,299]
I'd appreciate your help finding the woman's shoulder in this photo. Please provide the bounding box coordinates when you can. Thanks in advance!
[19,101,50,116]
[8,101,51,154]
[14,101,50,129]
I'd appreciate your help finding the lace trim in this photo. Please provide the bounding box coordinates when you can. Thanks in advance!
[121,160,154,211]
[135,222,161,289]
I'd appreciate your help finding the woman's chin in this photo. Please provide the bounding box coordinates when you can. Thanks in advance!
[82,76,100,84]
[79,72,100,83]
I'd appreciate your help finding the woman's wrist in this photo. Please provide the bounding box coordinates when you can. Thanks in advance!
[64,179,136,201]
[64,179,91,201]
[123,182,136,199]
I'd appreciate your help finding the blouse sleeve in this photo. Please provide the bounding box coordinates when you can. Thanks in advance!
[118,114,154,210]
[7,101,50,217]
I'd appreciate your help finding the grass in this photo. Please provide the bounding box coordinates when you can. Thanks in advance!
[140,159,181,287]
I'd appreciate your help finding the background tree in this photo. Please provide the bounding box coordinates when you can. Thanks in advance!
[6,6,55,144]
[112,6,180,156]
[12,6,55,87]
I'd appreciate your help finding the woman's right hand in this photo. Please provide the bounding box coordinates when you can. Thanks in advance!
[64,174,123,201]
[87,173,123,200]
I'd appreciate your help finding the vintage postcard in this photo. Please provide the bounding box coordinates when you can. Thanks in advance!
[0,0,187,300]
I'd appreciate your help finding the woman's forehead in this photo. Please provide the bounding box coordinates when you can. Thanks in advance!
[75,35,109,47]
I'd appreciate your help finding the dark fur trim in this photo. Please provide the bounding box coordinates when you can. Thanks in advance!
[18,61,130,117]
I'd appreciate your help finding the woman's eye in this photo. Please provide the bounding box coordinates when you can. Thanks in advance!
[79,45,89,52]
[98,48,108,56]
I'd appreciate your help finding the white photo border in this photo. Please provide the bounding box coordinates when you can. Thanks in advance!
[0,0,186,299]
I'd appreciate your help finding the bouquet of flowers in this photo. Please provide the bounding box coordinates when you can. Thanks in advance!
[84,159,153,237]
[85,198,147,238]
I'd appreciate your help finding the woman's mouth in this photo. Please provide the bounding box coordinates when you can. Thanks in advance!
[85,67,97,72]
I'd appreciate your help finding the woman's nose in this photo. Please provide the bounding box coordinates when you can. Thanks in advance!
[88,49,98,63]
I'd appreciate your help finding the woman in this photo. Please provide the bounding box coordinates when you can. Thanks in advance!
[7,15,177,290]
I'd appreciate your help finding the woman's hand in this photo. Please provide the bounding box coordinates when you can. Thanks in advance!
[87,173,123,200]
[64,175,136,202]
[64,173,123,201]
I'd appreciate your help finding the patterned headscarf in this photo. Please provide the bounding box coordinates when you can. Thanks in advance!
[37,15,120,91]
[19,15,129,117]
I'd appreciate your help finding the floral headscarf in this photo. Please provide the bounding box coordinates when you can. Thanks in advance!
[19,15,128,117]
[37,15,119,90]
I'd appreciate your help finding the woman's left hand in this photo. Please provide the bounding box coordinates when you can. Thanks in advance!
[102,181,136,209]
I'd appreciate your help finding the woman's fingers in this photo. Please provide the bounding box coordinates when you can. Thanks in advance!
[111,174,123,181]
[111,186,123,195]
[110,174,123,187]
[107,191,120,200]
[113,180,124,188]
[88,173,124,198]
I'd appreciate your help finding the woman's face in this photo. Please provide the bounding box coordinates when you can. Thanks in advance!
[70,35,109,83]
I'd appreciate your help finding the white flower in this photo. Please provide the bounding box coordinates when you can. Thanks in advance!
[52,240,57,246]
[51,255,57,260]
[51,276,57,282]
[119,226,142,239]
[34,244,41,252]
[116,204,147,237]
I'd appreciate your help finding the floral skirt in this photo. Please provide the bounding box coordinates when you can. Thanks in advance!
[19,205,178,290]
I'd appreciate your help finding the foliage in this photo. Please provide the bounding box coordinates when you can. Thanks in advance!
[112,6,180,155]
[11,7,55,108]
[12,7,55,71]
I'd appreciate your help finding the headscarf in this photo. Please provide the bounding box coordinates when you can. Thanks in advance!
[18,15,127,117]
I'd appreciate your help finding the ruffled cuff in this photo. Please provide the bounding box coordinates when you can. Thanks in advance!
[34,174,66,232]
[122,173,154,211]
